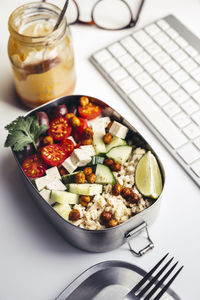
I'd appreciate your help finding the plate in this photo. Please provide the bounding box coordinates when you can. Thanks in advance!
[56,260,181,300]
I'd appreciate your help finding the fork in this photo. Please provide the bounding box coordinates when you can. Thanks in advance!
[123,253,183,300]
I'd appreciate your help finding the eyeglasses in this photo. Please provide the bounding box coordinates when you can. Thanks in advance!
[43,0,145,30]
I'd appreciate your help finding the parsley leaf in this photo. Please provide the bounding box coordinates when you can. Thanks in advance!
[4,116,49,151]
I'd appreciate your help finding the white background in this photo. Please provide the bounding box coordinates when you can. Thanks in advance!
[0,0,200,299]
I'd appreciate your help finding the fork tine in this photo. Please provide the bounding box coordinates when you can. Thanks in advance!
[143,261,178,300]
[152,265,184,300]
[130,253,169,294]
[138,257,174,297]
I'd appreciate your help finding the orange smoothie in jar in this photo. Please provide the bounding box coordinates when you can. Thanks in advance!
[8,2,76,108]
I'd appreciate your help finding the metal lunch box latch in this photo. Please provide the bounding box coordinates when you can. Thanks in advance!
[125,222,154,256]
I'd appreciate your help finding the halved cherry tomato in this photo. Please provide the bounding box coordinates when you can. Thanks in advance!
[41,144,67,166]
[48,117,72,141]
[73,118,88,142]
[74,141,81,149]
[78,103,102,120]
[22,154,47,178]
[60,138,74,157]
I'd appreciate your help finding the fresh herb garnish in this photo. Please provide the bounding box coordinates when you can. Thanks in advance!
[4,116,48,151]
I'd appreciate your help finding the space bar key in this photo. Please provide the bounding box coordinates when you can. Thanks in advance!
[129,90,188,149]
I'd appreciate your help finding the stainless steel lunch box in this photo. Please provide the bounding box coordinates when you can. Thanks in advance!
[12,95,165,256]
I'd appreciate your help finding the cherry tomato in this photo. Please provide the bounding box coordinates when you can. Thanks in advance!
[60,138,74,157]
[48,117,72,141]
[78,103,102,120]
[22,154,47,178]
[41,144,68,166]
[74,142,81,149]
[73,118,88,142]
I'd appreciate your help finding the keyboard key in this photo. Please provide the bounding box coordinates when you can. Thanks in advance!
[146,42,162,55]
[145,24,161,36]
[121,37,142,55]
[118,76,139,94]
[194,136,200,150]
[117,53,135,67]
[102,58,120,72]
[182,79,199,94]
[192,91,200,104]
[180,58,197,72]
[126,62,143,76]
[183,123,200,139]
[129,89,188,149]
[143,60,160,74]
[135,72,152,86]
[144,81,161,96]
[94,49,112,63]
[133,30,152,46]
[153,91,171,106]
[135,51,151,64]
[153,69,169,84]
[181,99,199,115]
[163,40,178,54]
[157,19,170,30]
[177,143,199,164]
[191,159,200,177]
[172,88,189,104]
[172,69,189,84]
[171,49,188,63]
[163,102,181,117]
[163,60,180,74]
[194,54,200,64]
[154,51,171,65]
[190,67,200,82]
[110,67,128,82]
[108,43,127,58]
[185,45,198,57]
[153,32,169,45]
[191,111,200,126]
[175,36,188,48]
[166,28,179,39]
[162,79,179,93]
[173,112,191,128]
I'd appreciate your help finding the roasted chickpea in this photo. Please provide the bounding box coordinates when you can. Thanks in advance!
[110,161,121,172]
[58,166,67,176]
[69,209,80,221]
[112,182,123,196]
[80,96,89,107]
[65,113,75,119]
[104,158,114,167]
[86,173,97,184]
[43,136,53,146]
[71,116,81,127]
[79,195,90,207]
[108,219,119,227]
[121,187,132,199]
[74,171,85,184]
[106,121,113,131]
[103,133,113,144]
[82,139,93,145]
[128,192,140,203]
[83,167,93,176]
[100,211,112,224]
[83,128,94,139]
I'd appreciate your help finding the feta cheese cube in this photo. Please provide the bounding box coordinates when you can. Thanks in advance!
[46,167,61,179]
[80,145,96,156]
[91,117,111,132]
[67,136,77,145]
[39,189,55,205]
[62,157,78,173]
[109,121,128,139]
[87,115,102,128]
[46,179,66,191]
[34,175,49,191]
[73,149,91,167]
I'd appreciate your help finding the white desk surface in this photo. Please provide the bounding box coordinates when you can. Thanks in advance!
[0,1,200,299]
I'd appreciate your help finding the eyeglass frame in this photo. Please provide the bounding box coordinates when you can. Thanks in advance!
[42,0,145,30]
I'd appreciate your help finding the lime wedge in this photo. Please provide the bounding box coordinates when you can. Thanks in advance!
[135,151,162,199]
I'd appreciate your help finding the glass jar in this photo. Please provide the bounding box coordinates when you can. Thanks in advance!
[8,2,76,108]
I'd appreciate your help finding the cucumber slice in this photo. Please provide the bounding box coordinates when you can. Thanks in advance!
[106,136,127,152]
[93,133,106,154]
[62,172,78,184]
[53,203,71,220]
[88,156,105,165]
[68,183,102,195]
[106,145,132,165]
[95,164,116,185]
[51,190,79,205]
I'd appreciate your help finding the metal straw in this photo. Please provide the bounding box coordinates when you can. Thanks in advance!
[42,0,69,30]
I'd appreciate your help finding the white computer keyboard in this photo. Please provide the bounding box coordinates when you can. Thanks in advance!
[90,15,200,187]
